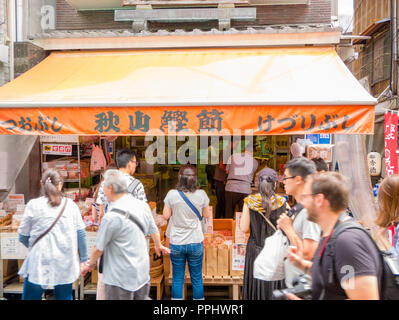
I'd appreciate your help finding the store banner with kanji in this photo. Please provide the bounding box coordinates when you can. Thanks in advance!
[0,105,374,136]
[384,112,399,176]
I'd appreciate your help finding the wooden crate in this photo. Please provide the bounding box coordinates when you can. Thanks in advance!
[165,273,243,300]
[3,260,18,282]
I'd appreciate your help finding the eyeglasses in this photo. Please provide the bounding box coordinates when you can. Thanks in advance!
[283,176,297,181]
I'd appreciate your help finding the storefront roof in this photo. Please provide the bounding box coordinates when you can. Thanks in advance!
[0,46,377,135]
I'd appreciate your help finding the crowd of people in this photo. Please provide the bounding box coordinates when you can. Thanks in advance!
[14,143,399,300]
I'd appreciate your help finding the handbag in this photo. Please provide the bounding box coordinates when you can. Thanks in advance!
[253,229,289,281]
[177,190,206,233]
[31,198,67,248]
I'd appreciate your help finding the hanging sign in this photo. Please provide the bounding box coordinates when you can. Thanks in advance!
[0,105,375,136]
[384,112,398,176]
[42,143,72,156]
[305,134,332,144]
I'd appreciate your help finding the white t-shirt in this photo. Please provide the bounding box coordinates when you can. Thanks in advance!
[284,208,321,288]
[164,189,209,245]
[18,197,86,286]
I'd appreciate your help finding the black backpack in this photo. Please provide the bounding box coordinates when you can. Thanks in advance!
[321,219,399,300]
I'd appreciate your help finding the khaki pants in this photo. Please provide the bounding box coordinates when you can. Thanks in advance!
[105,282,151,300]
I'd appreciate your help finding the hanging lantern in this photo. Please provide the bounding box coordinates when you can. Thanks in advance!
[367,151,382,176]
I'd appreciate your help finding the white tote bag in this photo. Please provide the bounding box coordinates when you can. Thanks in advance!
[253,229,289,281]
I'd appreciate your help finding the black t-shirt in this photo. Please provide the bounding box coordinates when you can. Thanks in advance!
[311,228,383,300]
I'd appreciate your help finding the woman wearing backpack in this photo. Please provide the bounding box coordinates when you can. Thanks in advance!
[375,174,399,256]
[163,164,212,300]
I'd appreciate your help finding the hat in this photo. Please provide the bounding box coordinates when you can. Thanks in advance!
[257,167,278,184]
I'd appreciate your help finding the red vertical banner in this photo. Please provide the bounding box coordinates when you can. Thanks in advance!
[384,112,399,176]
[384,111,398,245]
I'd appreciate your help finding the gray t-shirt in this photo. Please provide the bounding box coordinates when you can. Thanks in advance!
[95,194,157,292]
[164,189,210,245]
[284,208,321,288]
[225,152,258,194]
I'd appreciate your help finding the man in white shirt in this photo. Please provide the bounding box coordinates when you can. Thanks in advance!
[82,169,170,300]
[277,157,321,288]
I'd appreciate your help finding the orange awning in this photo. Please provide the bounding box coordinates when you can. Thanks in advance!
[0,46,376,135]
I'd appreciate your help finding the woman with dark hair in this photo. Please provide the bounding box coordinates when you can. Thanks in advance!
[375,174,399,256]
[163,164,211,300]
[239,167,288,300]
[17,169,88,300]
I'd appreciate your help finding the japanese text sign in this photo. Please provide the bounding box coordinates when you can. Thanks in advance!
[0,105,374,136]
[384,112,398,176]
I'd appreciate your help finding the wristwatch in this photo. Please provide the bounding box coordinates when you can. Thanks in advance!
[85,261,94,268]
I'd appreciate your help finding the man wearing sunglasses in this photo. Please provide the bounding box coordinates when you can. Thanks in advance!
[277,157,321,288]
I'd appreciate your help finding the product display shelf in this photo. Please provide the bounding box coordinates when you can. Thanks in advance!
[165,273,243,300]
[40,140,82,200]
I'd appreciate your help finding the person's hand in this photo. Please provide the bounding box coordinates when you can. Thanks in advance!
[287,245,308,271]
[277,213,293,233]
[286,293,303,300]
[80,262,93,276]
[155,244,171,256]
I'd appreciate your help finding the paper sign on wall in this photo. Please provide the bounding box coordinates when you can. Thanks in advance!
[1,232,28,259]
[231,243,246,271]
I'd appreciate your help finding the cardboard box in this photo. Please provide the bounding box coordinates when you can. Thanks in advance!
[91,268,98,284]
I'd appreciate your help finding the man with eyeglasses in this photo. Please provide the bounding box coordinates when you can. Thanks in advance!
[97,148,147,205]
[276,157,321,288]
[286,172,382,300]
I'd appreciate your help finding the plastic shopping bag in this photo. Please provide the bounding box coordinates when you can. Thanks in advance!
[253,230,289,281]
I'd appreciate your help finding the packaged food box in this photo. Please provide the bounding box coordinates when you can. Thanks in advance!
[67,170,79,180]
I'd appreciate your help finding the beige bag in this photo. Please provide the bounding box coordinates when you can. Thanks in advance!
[206,246,218,276]
[217,245,229,276]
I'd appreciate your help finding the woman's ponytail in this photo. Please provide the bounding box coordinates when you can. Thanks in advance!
[258,176,276,219]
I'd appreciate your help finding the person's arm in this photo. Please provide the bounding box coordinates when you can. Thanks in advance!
[81,245,103,276]
[19,234,30,248]
[239,203,250,233]
[163,205,172,220]
[277,213,304,253]
[286,245,313,275]
[18,201,33,248]
[150,230,171,256]
[202,206,212,219]
[77,229,88,263]
[302,239,319,261]
[342,275,379,300]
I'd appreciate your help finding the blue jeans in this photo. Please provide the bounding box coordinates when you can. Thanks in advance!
[22,277,73,300]
[170,242,204,300]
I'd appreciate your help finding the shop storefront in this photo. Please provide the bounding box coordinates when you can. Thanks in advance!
[0,44,377,299]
